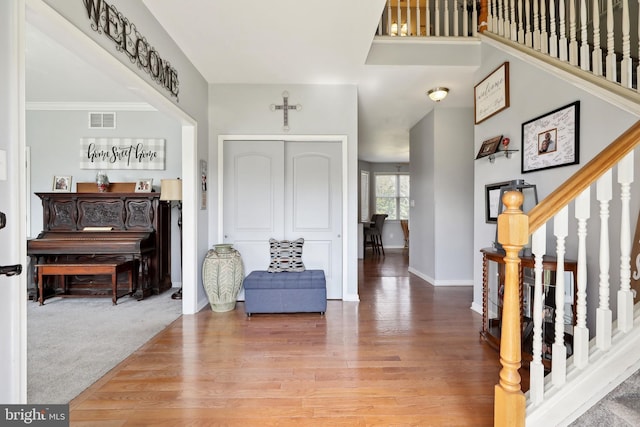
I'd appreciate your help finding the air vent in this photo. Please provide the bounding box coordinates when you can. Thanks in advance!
[88,112,116,129]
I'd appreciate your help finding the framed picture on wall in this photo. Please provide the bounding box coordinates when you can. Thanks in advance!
[485,181,510,223]
[474,62,510,124]
[476,135,503,159]
[200,159,207,210]
[521,101,580,173]
[52,175,72,192]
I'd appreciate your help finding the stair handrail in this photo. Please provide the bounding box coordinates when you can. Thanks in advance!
[495,119,640,427]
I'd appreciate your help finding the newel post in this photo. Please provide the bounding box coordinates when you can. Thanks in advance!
[494,191,527,427]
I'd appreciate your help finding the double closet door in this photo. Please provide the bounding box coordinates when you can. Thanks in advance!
[223,140,342,299]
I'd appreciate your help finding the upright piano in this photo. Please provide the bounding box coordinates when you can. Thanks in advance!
[27,186,172,300]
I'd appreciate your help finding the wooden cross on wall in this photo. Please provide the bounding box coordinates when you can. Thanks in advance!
[270,91,302,131]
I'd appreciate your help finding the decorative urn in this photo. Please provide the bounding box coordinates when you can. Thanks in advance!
[202,244,244,312]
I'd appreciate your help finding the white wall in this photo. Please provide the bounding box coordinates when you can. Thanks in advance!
[410,112,436,279]
[472,40,640,332]
[209,83,359,300]
[409,107,475,285]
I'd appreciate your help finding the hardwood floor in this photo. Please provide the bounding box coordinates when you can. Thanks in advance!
[70,249,501,426]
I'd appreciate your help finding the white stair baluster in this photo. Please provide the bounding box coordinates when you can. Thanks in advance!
[487,0,498,34]
[529,225,547,405]
[549,0,558,57]
[541,0,549,54]
[569,0,578,65]
[525,0,532,47]
[579,0,590,70]
[463,0,469,36]
[606,0,617,83]
[592,0,603,76]
[618,152,634,332]
[559,0,568,61]
[621,0,632,87]
[553,206,568,386]
[510,0,517,41]
[574,188,590,368]
[454,0,459,36]
[417,0,422,36]
[597,170,612,351]
[533,0,541,50]
[444,0,450,36]
[517,0,524,43]
[499,0,505,37]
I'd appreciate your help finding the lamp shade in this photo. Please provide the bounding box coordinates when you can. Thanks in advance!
[427,87,449,102]
[160,178,182,201]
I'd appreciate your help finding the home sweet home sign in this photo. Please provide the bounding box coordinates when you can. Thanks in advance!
[80,137,165,170]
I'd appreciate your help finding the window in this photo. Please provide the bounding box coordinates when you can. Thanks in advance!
[375,173,409,220]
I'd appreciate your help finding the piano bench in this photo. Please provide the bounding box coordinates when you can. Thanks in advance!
[36,261,137,306]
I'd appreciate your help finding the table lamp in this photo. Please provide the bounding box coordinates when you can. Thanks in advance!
[160,178,182,300]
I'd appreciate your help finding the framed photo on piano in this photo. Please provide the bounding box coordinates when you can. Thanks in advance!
[135,178,153,193]
[52,175,72,192]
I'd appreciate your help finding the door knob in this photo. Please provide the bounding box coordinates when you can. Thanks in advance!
[0,264,22,277]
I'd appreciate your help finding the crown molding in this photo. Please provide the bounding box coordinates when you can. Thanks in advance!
[26,101,156,111]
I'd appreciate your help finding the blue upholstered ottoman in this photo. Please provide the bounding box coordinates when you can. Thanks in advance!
[243,270,327,316]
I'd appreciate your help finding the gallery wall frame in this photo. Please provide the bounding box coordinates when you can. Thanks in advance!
[476,135,503,159]
[474,62,510,124]
[485,180,511,223]
[521,101,580,173]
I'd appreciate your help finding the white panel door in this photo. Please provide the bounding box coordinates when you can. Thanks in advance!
[223,139,343,299]
[285,142,342,298]
[223,140,284,278]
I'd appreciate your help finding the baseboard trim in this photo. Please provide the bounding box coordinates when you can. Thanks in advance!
[470,301,483,315]
[408,267,473,287]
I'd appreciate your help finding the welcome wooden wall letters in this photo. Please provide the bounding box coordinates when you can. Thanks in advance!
[82,0,180,100]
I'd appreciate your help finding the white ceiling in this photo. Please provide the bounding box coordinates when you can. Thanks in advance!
[27,0,478,163]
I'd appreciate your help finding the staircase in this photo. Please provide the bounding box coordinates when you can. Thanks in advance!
[376,1,640,425]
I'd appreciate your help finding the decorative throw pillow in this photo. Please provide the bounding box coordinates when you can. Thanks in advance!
[267,238,306,272]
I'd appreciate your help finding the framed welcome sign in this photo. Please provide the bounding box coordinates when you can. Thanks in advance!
[474,62,510,124]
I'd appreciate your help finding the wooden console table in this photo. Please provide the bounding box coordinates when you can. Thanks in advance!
[480,247,578,368]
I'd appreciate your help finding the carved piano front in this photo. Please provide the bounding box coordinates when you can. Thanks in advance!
[27,187,172,301]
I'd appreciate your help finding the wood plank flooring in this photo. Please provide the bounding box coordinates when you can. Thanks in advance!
[70,249,501,426]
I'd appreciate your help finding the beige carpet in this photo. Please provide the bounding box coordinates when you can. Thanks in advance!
[27,291,182,404]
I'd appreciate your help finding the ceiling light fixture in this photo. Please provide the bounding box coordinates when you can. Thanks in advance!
[427,87,449,102]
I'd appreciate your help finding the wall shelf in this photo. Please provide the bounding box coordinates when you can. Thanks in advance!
[488,149,518,163]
